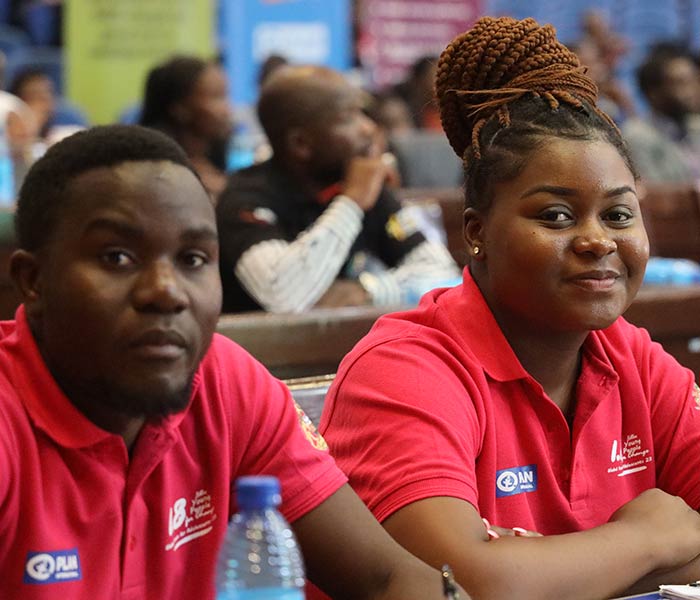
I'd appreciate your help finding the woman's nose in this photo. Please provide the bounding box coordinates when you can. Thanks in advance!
[572,222,618,257]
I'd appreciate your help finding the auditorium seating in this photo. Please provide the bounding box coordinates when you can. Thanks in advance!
[216,285,700,379]
[215,306,391,379]
[640,183,700,264]
[285,374,335,426]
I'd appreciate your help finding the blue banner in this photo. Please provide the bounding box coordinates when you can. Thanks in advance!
[221,0,351,107]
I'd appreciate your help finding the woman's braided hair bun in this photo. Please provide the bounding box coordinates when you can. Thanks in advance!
[436,16,615,162]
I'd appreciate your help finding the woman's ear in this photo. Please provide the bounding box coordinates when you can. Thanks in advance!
[9,249,42,318]
[464,207,485,260]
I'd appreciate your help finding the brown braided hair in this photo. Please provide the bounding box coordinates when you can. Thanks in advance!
[436,16,637,211]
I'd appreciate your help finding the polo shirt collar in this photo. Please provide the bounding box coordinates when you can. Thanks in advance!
[441,268,529,382]
[440,268,619,386]
[8,305,194,449]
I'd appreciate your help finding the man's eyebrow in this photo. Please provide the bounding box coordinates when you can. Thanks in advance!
[83,218,144,239]
[180,226,218,243]
[520,185,637,199]
[82,219,218,242]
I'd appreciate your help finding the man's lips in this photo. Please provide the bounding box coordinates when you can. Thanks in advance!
[129,329,187,360]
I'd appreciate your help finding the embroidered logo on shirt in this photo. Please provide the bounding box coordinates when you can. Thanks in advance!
[165,489,217,552]
[607,433,652,477]
[24,548,82,584]
[294,401,328,451]
[496,464,537,497]
[693,383,700,410]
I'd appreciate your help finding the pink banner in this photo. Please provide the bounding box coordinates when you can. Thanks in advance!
[359,0,482,89]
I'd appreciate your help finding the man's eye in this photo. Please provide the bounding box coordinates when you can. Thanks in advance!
[181,252,207,268]
[101,250,133,267]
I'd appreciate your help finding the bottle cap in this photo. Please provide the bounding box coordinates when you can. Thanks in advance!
[235,476,282,509]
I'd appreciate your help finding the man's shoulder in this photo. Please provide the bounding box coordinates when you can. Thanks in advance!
[198,334,270,387]
[220,160,286,206]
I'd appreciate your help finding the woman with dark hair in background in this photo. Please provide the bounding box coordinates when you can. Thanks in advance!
[139,55,233,199]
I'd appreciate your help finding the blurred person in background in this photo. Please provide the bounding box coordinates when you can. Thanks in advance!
[391,55,442,131]
[623,43,700,183]
[139,55,234,199]
[216,65,459,313]
[570,39,636,124]
[9,67,85,148]
[366,93,415,137]
[580,10,628,75]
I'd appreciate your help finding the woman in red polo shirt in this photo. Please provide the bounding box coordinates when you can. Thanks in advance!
[320,15,700,600]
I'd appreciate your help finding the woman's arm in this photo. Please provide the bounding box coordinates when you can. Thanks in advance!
[292,484,470,600]
[382,490,700,600]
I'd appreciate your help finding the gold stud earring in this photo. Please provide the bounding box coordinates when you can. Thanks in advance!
[473,246,481,256]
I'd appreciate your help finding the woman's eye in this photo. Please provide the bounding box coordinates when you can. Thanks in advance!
[539,209,572,223]
[605,209,634,223]
[101,250,133,267]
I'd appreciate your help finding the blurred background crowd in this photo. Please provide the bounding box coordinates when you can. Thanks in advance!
[0,0,698,199]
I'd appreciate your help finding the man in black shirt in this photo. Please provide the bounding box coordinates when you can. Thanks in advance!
[216,65,458,313]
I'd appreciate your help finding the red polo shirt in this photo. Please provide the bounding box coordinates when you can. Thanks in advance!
[320,268,700,533]
[0,306,346,599]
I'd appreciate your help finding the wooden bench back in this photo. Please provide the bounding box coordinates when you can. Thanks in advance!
[640,184,700,263]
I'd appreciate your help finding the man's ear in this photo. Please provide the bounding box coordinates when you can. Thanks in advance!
[169,101,191,126]
[464,207,485,260]
[285,127,312,162]
[9,249,42,318]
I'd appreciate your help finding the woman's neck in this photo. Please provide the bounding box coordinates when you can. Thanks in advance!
[498,318,587,420]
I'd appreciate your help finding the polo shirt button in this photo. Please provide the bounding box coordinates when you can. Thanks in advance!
[129,535,136,551]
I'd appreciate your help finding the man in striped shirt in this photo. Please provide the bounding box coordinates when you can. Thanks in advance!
[216,65,459,314]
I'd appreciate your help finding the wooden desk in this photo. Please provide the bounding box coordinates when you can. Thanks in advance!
[218,285,700,379]
[216,305,394,379]
[623,285,700,375]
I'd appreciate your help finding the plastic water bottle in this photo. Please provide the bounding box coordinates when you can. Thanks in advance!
[643,257,700,286]
[227,123,257,172]
[0,120,14,208]
[216,476,305,600]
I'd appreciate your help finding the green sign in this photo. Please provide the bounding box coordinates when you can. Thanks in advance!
[66,0,215,124]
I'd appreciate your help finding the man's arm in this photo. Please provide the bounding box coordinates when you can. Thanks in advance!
[233,157,392,313]
[292,484,470,600]
[381,491,700,600]
[359,240,460,305]
[234,196,366,312]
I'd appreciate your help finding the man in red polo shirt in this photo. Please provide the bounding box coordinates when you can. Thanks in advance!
[0,124,462,600]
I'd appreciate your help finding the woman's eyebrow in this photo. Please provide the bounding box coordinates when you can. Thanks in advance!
[605,185,637,198]
[520,184,637,199]
[520,185,576,199]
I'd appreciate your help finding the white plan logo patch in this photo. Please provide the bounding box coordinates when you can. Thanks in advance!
[607,433,652,477]
[24,548,81,584]
[165,489,217,552]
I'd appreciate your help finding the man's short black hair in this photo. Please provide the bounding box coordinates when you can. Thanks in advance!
[15,124,201,251]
